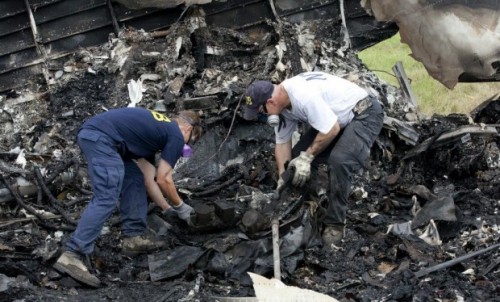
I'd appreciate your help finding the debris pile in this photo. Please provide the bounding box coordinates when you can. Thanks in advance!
[0,12,499,302]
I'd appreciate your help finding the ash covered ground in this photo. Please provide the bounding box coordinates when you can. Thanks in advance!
[0,15,499,302]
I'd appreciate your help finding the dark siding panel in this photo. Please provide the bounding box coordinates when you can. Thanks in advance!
[0,48,39,72]
[46,26,113,55]
[0,12,30,37]
[38,7,111,43]
[33,0,107,23]
[122,7,184,31]
[0,30,35,56]
[0,2,25,19]
[202,0,262,15]
[205,1,272,28]
[112,2,163,21]
[0,64,43,92]
[29,0,65,8]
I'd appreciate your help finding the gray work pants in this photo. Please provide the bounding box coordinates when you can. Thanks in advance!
[291,96,384,226]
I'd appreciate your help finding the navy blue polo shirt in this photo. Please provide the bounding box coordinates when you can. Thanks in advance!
[80,107,184,167]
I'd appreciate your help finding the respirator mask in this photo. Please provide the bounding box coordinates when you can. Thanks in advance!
[262,103,285,130]
[267,115,280,127]
[266,114,286,131]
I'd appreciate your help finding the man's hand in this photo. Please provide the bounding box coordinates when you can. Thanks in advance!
[174,201,194,221]
[288,151,314,187]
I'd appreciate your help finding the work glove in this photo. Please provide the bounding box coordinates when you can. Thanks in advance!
[276,178,285,191]
[269,178,286,201]
[288,151,314,187]
[161,207,177,220]
[173,201,194,222]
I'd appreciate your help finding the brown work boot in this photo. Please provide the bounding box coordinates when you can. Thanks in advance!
[53,251,101,287]
[322,225,345,250]
[122,234,167,256]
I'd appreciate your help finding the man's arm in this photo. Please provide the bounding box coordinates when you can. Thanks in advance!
[305,121,340,156]
[136,158,172,212]
[275,140,292,176]
[155,158,182,207]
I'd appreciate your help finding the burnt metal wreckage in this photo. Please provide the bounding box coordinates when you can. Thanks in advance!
[0,1,500,301]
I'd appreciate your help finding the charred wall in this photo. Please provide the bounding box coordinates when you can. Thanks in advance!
[0,0,397,93]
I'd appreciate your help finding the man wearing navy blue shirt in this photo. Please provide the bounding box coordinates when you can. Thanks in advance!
[54,107,202,287]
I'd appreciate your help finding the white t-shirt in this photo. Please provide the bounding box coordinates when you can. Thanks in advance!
[275,72,368,144]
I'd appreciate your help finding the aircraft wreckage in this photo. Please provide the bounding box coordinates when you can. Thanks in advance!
[0,1,499,301]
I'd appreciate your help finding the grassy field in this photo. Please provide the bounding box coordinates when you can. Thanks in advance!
[358,33,499,116]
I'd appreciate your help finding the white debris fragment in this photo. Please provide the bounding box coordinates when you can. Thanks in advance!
[139,73,162,82]
[455,291,465,302]
[275,42,287,70]
[87,66,97,74]
[127,78,145,107]
[141,51,161,57]
[462,268,475,276]
[411,195,421,216]
[20,208,58,219]
[8,146,22,154]
[110,38,132,71]
[52,149,63,160]
[15,149,27,169]
[64,65,76,73]
[206,46,225,55]
[352,187,367,200]
[248,272,339,302]
[418,220,442,246]
[54,231,64,240]
[387,221,413,236]
[101,226,111,235]
[54,70,64,79]
[175,36,183,59]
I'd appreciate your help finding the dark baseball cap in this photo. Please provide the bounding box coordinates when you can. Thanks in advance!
[243,80,274,120]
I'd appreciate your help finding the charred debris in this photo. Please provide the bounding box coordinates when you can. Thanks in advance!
[1,10,500,302]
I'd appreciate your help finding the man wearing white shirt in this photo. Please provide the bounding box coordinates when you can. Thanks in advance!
[243,71,384,250]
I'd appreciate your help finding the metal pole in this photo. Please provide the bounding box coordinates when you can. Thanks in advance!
[272,218,281,280]
[339,0,351,50]
[24,0,51,85]
[415,243,500,278]
[106,0,120,36]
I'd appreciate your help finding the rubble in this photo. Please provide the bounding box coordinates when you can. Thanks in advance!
[0,7,499,302]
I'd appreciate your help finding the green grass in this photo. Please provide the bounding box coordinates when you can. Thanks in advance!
[358,33,499,116]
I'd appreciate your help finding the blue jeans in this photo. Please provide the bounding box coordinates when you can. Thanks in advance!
[66,129,148,255]
[292,96,384,226]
